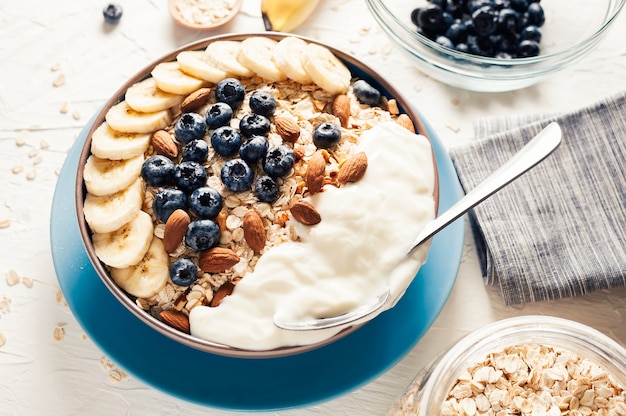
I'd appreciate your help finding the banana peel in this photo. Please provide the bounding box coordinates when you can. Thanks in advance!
[261,0,321,32]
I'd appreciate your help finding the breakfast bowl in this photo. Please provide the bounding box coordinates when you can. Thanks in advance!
[73,32,442,359]
[388,315,626,415]
[365,0,626,92]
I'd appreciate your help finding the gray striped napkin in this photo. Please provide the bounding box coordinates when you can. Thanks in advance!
[448,91,626,305]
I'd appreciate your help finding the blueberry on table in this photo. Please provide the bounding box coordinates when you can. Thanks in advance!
[239,135,269,164]
[102,3,123,24]
[254,175,280,203]
[239,113,271,138]
[141,155,175,187]
[205,102,233,129]
[175,112,207,144]
[211,126,242,156]
[189,186,223,219]
[352,80,381,106]
[221,158,254,192]
[170,258,198,287]
[181,139,209,163]
[312,122,341,149]
[174,161,207,194]
[152,188,188,223]
[262,146,295,178]
[249,91,277,117]
[185,219,220,251]
[215,78,245,109]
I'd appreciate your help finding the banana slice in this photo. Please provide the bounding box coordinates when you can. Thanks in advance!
[272,37,313,85]
[93,210,154,269]
[125,77,185,113]
[110,236,170,298]
[105,101,172,134]
[83,154,144,196]
[238,37,287,82]
[90,122,151,160]
[151,61,207,95]
[176,50,230,84]
[302,43,351,95]
[83,178,144,234]
[204,41,255,78]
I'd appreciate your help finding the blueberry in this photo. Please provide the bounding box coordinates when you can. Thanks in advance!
[417,5,448,33]
[141,155,175,187]
[497,8,521,33]
[517,39,540,57]
[220,158,254,192]
[189,186,222,219]
[520,25,542,43]
[175,113,206,144]
[254,175,280,203]
[239,113,271,138]
[509,0,529,12]
[239,135,269,164]
[185,219,220,251]
[215,78,245,109]
[249,91,277,117]
[312,122,341,149]
[210,126,242,156]
[352,80,381,106]
[174,161,207,194]
[205,102,233,129]
[436,35,455,49]
[262,145,295,177]
[103,3,123,24]
[181,139,209,163]
[445,21,468,44]
[526,3,545,27]
[170,258,198,287]
[472,6,498,36]
[152,188,187,223]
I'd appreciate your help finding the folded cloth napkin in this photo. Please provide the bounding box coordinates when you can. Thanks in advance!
[448,91,626,305]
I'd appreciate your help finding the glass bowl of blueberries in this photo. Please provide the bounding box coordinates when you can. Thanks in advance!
[365,0,626,91]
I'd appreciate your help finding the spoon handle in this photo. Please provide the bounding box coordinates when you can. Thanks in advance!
[407,121,562,256]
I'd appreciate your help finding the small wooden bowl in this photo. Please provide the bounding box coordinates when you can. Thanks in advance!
[168,0,242,30]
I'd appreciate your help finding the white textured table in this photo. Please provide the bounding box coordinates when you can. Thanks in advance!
[2,1,626,415]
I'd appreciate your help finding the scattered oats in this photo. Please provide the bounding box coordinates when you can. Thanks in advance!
[50,62,61,71]
[0,219,10,229]
[53,73,66,87]
[54,166,61,176]
[60,101,69,114]
[368,45,379,55]
[109,368,128,382]
[32,155,43,166]
[27,148,38,158]
[53,324,66,341]
[413,82,423,92]
[26,169,37,181]
[72,110,81,120]
[445,120,461,133]
[380,42,394,56]
[451,97,460,105]
[0,332,5,347]
[348,34,361,44]
[0,296,11,314]
[11,164,24,174]
[6,270,20,286]
[359,24,372,35]
[21,276,34,288]
[173,0,238,26]
[15,130,28,146]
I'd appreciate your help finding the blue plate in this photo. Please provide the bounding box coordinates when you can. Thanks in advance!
[50,114,464,411]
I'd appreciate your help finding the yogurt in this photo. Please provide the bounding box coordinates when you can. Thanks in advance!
[189,121,436,350]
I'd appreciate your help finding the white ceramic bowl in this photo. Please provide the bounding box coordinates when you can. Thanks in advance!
[366,0,626,92]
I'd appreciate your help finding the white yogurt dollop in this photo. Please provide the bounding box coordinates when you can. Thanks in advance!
[189,121,436,350]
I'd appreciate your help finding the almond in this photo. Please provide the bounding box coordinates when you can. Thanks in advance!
[180,87,211,113]
[243,210,266,251]
[159,309,190,334]
[337,152,368,185]
[275,116,300,143]
[163,209,190,253]
[290,200,321,225]
[395,114,415,133]
[305,150,326,194]
[332,94,350,128]
[210,282,235,307]
[199,247,240,273]
[152,130,178,159]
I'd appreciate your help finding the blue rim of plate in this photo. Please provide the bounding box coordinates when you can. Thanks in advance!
[50,111,464,411]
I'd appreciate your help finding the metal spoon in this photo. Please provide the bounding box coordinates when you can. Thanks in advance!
[274,122,562,331]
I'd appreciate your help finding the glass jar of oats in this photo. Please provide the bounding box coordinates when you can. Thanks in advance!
[388,316,626,416]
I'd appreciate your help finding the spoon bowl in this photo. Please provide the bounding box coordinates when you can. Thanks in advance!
[168,0,242,30]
